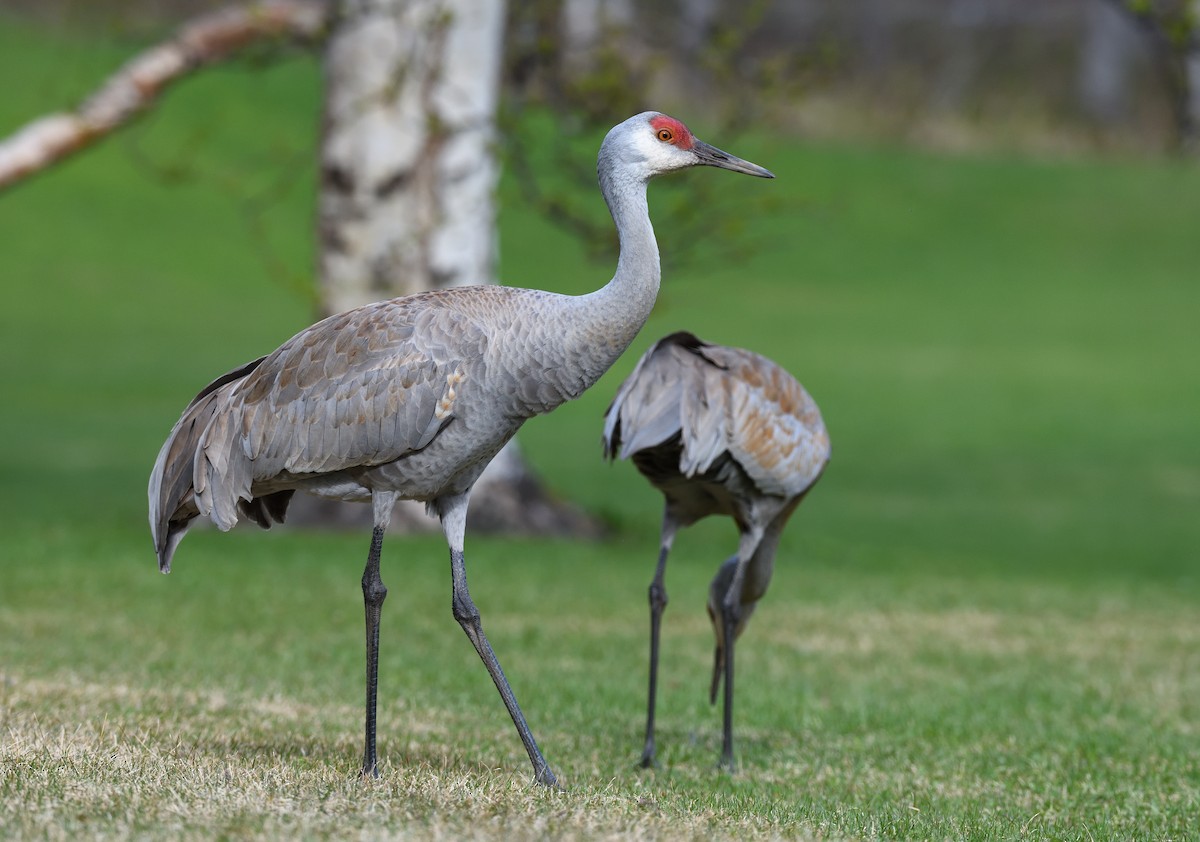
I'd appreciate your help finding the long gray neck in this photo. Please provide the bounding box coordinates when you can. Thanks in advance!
[604,168,661,325]
[573,162,661,369]
[504,153,661,415]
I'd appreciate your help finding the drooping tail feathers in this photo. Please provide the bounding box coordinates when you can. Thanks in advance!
[147,356,292,573]
[601,330,726,471]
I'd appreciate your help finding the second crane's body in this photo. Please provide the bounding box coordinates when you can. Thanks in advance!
[603,331,830,770]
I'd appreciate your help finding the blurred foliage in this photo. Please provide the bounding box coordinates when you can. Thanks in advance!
[500,0,798,272]
[1124,0,1197,43]
[1115,0,1199,149]
[1,0,804,282]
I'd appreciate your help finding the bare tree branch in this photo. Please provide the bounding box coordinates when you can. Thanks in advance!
[0,0,330,192]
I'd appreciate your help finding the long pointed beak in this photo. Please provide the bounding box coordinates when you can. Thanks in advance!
[692,140,774,178]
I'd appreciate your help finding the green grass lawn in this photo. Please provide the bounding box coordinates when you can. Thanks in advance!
[2,15,1199,841]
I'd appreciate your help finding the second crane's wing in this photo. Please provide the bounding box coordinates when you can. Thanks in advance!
[709,346,830,499]
[193,296,486,528]
[603,331,705,461]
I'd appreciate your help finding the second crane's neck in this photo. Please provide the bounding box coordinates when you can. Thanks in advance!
[579,166,661,361]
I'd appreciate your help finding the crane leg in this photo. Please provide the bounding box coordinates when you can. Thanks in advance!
[641,516,677,768]
[361,524,388,778]
[718,606,737,772]
[360,491,395,779]
[439,493,559,789]
[715,530,761,773]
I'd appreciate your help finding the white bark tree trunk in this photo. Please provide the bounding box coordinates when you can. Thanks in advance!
[318,0,505,313]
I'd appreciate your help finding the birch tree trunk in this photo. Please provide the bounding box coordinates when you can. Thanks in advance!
[318,0,503,312]
[297,0,600,535]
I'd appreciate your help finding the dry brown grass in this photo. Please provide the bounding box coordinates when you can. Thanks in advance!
[1,672,827,841]
[5,584,1199,841]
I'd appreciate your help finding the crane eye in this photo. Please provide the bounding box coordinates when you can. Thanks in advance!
[656,128,674,143]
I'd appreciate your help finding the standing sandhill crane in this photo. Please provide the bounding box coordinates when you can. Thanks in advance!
[602,331,830,771]
[148,113,773,788]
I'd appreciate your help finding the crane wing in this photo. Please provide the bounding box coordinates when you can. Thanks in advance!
[708,345,830,498]
[603,331,730,474]
[604,332,830,499]
[149,356,269,569]
[604,339,681,460]
[193,296,487,530]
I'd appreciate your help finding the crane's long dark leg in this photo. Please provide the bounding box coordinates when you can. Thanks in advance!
[361,491,396,779]
[438,493,559,788]
[718,603,738,771]
[641,514,677,769]
[715,529,763,773]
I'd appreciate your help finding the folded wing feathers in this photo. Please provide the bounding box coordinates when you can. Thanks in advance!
[605,332,728,473]
[194,406,247,532]
[605,332,829,498]
[603,334,689,460]
[149,361,265,570]
[722,350,830,498]
[151,299,486,557]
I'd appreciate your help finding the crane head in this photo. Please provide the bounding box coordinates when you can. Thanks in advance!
[602,112,775,182]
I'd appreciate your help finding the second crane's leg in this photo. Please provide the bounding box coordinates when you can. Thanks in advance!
[717,533,759,772]
[439,493,559,788]
[361,492,395,779]
[718,603,738,771]
[641,516,677,768]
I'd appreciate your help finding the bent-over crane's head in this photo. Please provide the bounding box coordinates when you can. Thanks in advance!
[705,556,763,704]
[600,112,774,184]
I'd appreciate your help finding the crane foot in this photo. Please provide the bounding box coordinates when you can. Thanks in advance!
[534,763,561,789]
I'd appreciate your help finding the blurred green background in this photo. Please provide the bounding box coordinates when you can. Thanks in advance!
[1,4,1198,839]
[1,10,1196,583]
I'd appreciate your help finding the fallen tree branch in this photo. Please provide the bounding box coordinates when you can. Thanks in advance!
[0,0,330,192]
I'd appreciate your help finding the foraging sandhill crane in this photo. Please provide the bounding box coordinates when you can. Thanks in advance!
[148,113,773,788]
[602,331,830,771]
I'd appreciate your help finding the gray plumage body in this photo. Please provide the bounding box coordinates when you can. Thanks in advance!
[602,330,830,770]
[147,113,775,787]
[150,285,637,566]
